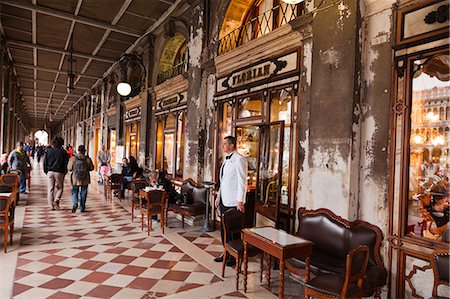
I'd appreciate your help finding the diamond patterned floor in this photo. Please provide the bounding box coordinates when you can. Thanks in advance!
[1,161,304,299]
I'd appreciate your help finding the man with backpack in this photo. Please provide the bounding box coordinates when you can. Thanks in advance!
[44,136,69,211]
[67,145,94,213]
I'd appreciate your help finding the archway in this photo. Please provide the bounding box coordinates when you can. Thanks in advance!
[34,130,49,146]
[157,33,188,84]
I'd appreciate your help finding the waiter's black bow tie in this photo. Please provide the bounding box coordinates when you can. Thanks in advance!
[226,153,233,160]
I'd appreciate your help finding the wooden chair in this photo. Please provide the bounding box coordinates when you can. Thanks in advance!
[140,189,169,236]
[0,174,18,252]
[107,174,123,201]
[221,209,245,291]
[130,180,148,221]
[1,173,20,203]
[304,245,369,299]
[431,249,450,299]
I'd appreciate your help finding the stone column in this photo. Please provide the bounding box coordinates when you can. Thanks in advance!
[185,1,208,181]
[140,35,156,168]
[300,0,362,220]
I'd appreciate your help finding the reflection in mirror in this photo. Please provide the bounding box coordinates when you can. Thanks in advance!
[408,54,450,242]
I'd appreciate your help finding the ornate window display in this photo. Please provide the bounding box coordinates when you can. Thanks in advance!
[406,52,450,243]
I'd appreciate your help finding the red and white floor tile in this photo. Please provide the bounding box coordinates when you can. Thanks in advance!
[0,161,303,299]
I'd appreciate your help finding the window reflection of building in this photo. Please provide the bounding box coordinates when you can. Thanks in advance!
[408,53,450,243]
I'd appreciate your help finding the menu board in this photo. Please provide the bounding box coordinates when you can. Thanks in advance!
[115,146,124,163]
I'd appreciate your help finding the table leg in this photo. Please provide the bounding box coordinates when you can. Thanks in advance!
[305,256,310,283]
[260,252,264,283]
[279,259,284,299]
[243,241,248,293]
[266,253,271,288]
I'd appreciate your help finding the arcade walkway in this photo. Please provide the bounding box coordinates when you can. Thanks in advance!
[0,160,303,299]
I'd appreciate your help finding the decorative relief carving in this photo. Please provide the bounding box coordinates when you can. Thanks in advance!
[397,60,406,78]
[394,100,407,115]
[424,4,449,25]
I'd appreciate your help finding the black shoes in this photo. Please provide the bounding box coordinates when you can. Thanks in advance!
[213,254,236,267]
[72,205,78,213]
[214,254,224,262]
[226,258,236,267]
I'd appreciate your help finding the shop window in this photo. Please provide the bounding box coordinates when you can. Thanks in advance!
[125,122,139,159]
[270,88,293,205]
[237,126,259,189]
[155,111,186,178]
[156,120,163,170]
[109,129,116,166]
[176,112,185,178]
[407,53,450,243]
[164,133,175,176]
[238,94,262,118]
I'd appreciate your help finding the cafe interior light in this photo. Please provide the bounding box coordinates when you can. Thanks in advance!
[412,134,425,144]
[426,111,439,122]
[431,135,445,147]
[116,82,132,96]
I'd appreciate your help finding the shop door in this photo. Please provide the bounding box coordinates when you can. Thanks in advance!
[256,121,284,225]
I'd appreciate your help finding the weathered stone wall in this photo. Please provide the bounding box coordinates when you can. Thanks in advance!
[297,0,362,220]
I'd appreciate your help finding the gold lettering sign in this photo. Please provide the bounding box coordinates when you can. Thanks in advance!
[216,52,298,94]
[231,64,271,86]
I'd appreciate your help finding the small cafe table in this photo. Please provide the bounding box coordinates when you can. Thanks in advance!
[242,227,314,298]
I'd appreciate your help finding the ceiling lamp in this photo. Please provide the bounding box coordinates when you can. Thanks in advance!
[117,82,132,96]
[282,0,304,4]
[67,35,75,93]
[117,53,146,98]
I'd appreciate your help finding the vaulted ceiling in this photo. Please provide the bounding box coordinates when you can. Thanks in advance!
[0,0,178,128]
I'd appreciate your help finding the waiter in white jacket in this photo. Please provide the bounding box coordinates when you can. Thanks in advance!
[214,136,248,266]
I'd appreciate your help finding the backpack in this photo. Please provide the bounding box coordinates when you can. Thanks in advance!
[73,157,88,180]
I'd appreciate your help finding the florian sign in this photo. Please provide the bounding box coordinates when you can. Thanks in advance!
[231,64,271,87]
[216,52,298,93]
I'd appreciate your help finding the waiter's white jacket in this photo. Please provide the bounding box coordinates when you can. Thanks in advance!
[218,151,248,207]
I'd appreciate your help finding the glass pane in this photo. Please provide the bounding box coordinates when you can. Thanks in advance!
[125,125,130,158]
[271,89,292,205]
[407,53,450,243]
[164,133,175,175]
[258,124,282,215]
[238,95,262,118]
[156,120,163,170]
[110,130,116,166]
[218,102,233,168]
[130,134,137,158]
[236,126,259,189]
[176,112,185,178]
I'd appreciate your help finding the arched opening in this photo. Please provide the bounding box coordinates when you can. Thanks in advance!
[34,130,49,146]
[218,0,304,54]
[157,33,188,84]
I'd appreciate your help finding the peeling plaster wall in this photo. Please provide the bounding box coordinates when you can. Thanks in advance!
[304,0,361,219]
[185,3,206,181]
[358,0,394,273]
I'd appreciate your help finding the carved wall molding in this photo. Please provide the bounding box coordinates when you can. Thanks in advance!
[405,263,433,299]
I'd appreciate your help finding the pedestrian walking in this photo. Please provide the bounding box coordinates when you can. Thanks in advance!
[8,141,31,194]
[68,145,94,213]
[44,136,69,211]
[97,145,111,185]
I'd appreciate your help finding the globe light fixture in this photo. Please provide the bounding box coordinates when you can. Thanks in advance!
[116,82,132,97]
[282,0,304,4]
